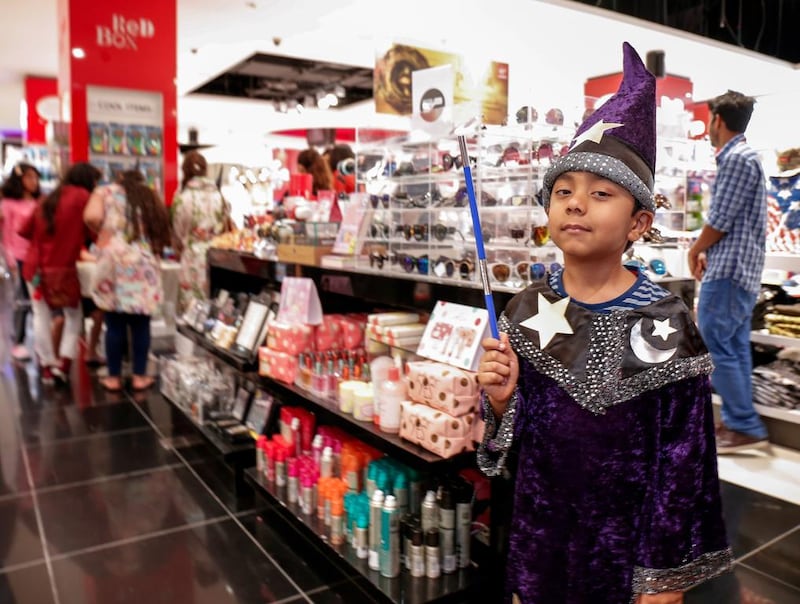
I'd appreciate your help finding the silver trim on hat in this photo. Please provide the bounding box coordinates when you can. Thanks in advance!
[541,152,655,212]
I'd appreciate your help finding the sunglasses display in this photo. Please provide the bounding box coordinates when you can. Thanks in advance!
[432,256,475,280]
[398,253,429,275]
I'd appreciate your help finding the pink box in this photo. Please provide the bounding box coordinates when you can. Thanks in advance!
[336,314,366,350]
[258,347,299,385]
[405,361,480,417]
[399,401,475,459]
[314,315,342,352]
[267,321,313,355]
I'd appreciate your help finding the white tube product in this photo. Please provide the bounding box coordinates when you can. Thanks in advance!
[368,490,384,571]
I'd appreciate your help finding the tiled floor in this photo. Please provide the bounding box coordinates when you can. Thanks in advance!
[1,359,799,604]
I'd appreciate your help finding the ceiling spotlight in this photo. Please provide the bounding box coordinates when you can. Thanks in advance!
[295,102,304,113]
[333,85,346,98]
[325,92,338,107]
[71,47,86,59]
[278,101,288,113]
[317,95,331,110]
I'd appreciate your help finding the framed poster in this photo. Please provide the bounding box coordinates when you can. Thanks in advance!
[245,389,276,436]
[232,298,270,357]
[231,380,255,421]
[86,86,164,196]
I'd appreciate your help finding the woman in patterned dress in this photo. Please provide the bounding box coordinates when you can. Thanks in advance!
[170,151,231,315]
[83,171,170,392]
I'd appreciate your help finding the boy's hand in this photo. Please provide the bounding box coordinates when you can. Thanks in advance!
[636,592,683,604]
[477,332,519,417]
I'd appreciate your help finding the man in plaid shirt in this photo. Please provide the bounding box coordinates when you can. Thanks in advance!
[688,90,768,454]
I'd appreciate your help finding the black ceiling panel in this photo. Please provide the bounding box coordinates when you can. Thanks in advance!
[189,52,374,108]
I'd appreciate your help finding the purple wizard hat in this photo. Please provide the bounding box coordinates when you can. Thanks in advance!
[542,42,657,211]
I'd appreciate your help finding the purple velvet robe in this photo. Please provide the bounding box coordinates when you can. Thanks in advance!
[479,281,732,603]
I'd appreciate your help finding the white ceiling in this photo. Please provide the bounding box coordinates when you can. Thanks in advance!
[2,0,800,151]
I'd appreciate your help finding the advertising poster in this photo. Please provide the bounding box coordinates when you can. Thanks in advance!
[374,43,509,125]
[86,85,164,195]
[411,65,454,137]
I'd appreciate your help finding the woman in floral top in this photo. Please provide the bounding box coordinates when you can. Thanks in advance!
[171,151,232,315]
[83,171,170,392]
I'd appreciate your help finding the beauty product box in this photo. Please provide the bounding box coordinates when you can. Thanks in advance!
[399,401,476,459]
[405,361,480,417]
[267,321,313,356]
[258,347,299,385]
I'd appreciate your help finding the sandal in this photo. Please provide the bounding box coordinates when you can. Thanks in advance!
[132,376,155,391]
[100,377,123,392]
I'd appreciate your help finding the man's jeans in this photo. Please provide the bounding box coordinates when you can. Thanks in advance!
[697,278,767,439]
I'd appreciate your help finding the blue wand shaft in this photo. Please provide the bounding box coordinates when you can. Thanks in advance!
[457,135,499,339]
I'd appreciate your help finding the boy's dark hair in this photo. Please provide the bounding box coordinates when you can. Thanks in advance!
[2,162,41,199]
[708,90,755,133]
[119,170,171,256]
[42,162,102,235]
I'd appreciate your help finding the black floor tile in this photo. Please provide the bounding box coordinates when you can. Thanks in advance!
[0,493,44,569]
[129,390,198,438]
[25,427,175,488]
[0,444,29,496]
[688,564,800,604]
[740,526,800,591]
[39,465,227,557]
[238,510,353,591]
[307,578,386,603]
[0,562,56,604]
[18,402,149,447]
[50,517,303,604]
[721,482,800,558]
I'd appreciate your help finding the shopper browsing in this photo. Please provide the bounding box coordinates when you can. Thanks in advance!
[18,162,101,385]
[171,151,232,315]
[296,148,334,196]
[687,90,769,454]
[476,43,731,604]
[84,170,170,392]
[1,163,41,361]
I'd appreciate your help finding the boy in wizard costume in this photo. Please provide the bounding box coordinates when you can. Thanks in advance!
[477,42,732,604]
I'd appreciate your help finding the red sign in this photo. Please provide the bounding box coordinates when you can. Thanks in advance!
[24,76,58,145]
[57,0,177,200]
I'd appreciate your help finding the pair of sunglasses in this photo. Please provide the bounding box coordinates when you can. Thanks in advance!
[432,256,475,280]
[395,223,461,242]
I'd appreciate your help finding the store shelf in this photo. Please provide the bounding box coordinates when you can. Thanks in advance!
[750,330,800,349]
[754,403,800,425]
[160,391,255,463]
[257,376,473,471]
[244,468,481,604]
[764,252,800,273]
[176,324,258,373]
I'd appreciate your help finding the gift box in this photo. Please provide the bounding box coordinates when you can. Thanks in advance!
[258,347,299,385]
[399,401,475,459]
[267,321,313,355]
[367,311,420,326]
[314,314,343,352]
[405,361,480,417]
[336,314,366,349]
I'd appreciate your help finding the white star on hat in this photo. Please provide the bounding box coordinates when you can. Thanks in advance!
[520,294,574,349]
[651,318,677,341]
[570,119,624,149]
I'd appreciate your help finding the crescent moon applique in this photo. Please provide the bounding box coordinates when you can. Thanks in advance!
[630,318,678,364]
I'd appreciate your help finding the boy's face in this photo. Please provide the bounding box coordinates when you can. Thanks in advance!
[547,171,653,262]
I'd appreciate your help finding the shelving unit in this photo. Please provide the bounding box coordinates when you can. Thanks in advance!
[244,468,481,604]
[750,330,800,349]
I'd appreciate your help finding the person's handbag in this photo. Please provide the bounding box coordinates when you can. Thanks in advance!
[40,266,81,308]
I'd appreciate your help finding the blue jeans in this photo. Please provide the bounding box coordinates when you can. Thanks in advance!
[697,278,767,439]
[105,312,151,377]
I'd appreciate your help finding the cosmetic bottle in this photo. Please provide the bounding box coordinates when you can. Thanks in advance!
[330,496,345,545]
[287,457,299,504]
[290,417,302,458]
[355,511,369,559]
[456,481,474,568]
[274,448,286,488]
[368,489,384,571]
[320,446,333,479]
[311,434,324,466]
[425,528,441,579]
[256,435,267,474]
[380,495,400,578]
[438,486,456,574]
[378,366,404,434]
[300,472,314,515]
[421,490,438,533]
[410,526,425,577]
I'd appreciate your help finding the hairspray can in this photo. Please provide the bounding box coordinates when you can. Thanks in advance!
[438,486,456,574]
[380,495,400,578]
[368,490,384,571]
[421,490,438,533]
[456,481,474,568]
[425,528,441,579]
[409,526,425,577]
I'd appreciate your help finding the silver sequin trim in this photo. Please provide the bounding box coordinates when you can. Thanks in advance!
[500,314,714,415]
[542,152,655,211]
[477,389,518,477]
[632,547,733,594]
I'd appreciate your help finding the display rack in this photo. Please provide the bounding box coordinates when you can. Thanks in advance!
[244,468,481,604]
